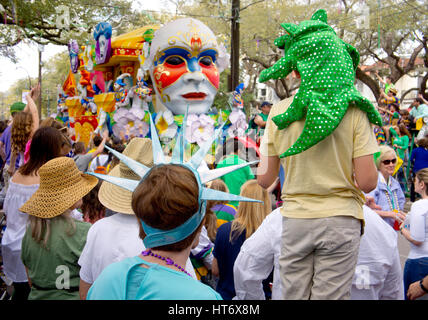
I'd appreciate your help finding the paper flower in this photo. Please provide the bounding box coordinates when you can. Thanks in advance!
[227,108,248,137]
[155,109,178,140]
[185,113,215,147]
[112,107,148,138]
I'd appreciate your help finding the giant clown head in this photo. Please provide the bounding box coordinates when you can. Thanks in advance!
[94,22,112,65]
[146,18,229,115]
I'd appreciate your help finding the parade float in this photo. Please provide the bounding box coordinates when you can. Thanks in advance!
[56,18,258,165]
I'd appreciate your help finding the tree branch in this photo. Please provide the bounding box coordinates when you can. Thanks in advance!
[356,67,381,101]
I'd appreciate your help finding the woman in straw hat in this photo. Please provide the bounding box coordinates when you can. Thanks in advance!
[78,138,197,300]
[1,126,64,300]
[19,157,98,300]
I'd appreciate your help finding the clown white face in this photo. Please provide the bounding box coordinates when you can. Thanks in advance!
[148,19,221,115]
[98,34,107,61]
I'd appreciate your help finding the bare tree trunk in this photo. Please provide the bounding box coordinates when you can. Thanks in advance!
[420,72,428,100]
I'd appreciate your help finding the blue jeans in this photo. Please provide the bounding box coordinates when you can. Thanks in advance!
[403,257,428,300]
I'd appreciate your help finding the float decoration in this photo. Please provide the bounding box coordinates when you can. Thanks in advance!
[227,83,248,137]
[60,18,258,161]
[94,22,113,65]
[68,39,80,74]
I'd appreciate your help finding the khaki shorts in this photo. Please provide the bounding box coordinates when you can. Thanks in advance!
[279,215,362,300]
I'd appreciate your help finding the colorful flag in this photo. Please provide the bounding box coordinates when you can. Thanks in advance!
[63,69,77,97]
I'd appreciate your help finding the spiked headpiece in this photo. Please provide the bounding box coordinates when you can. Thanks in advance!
[87,110,260,248]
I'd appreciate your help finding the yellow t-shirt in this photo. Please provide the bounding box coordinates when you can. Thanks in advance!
[260,96,379,220]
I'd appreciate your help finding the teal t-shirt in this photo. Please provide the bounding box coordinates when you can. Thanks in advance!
[216,154,255,208]
[87,256,222,300]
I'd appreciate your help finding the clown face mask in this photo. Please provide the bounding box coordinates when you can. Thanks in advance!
[148,19,222,115]
[94,22,112,65]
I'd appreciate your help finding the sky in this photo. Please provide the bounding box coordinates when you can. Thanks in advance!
[0,0,175,93]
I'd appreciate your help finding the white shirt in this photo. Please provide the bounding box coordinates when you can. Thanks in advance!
[1,181,39,282]
[406,199,428,259]
[78,212,196,284]
[233,206,404,300]
[351,205,404,300]
[233,208,282,300]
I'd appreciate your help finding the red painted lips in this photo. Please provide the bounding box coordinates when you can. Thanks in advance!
[181,92,207,100]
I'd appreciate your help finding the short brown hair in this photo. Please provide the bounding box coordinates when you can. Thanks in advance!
[417,138,428,148]
[131,165,202,252]
[415,168,428,195]
[74,141,86,154]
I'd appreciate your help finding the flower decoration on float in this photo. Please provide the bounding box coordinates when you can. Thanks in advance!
[185,113,215,147]
[154,109,178,141]
[86,108,261,249]
[112,108,148,138]
[258,9,382,158]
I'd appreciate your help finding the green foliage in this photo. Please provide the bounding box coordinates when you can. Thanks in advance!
[0,0,132,47]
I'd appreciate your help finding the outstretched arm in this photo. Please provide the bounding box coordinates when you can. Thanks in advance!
[91,130,109,159]
[25,84,41,138]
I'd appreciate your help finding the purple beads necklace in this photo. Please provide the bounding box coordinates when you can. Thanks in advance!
[141,249,191,277]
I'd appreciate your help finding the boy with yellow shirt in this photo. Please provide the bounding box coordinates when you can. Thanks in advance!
[257,10,381,300]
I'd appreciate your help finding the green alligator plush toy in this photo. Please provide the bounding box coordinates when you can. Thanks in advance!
[259,9,382,158]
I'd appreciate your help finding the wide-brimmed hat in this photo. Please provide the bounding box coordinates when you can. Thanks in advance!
[98,138,153,214]
[389,87,398,95]
[20,157,98,218]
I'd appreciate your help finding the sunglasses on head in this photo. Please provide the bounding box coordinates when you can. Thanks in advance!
[382,158,397,165]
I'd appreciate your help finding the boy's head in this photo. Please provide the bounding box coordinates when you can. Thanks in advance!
[400,109,409,119]
[73,141,86,155]
[260,101,272,115]
[415,97,424,106]
[132,164,202,252]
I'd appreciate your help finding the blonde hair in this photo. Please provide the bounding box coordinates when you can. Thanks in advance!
[205,179,229,241]
[11,112,33,154]
[28,211,76,249]
[416,168,428,195]
[230,180,271,242]
[376,145,396,169]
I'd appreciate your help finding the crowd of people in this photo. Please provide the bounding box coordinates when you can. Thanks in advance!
[0,76,426,302]
[0,10,428,302]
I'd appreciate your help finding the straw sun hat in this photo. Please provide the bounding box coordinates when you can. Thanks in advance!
[20,157,98,218]
[98,137,153,214]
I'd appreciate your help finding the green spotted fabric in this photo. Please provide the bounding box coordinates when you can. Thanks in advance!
[259,9,382,158]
